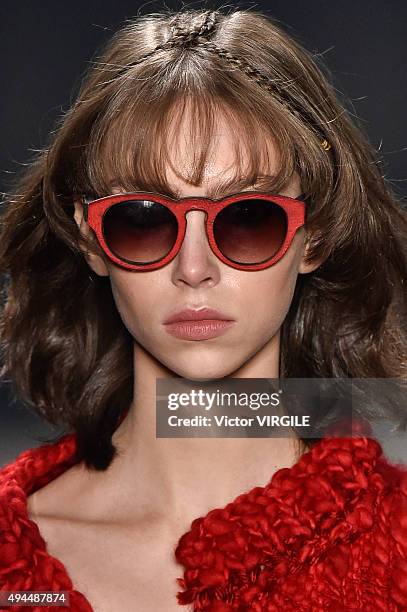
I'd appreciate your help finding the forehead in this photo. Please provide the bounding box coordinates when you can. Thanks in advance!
[163,107,280,199]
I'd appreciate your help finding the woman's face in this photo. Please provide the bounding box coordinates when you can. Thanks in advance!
[74,115,319,380]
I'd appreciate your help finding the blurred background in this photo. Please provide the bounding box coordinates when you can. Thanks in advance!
[0,0,406,465]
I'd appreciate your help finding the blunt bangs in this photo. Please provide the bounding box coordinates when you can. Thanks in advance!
[79,73,299,200]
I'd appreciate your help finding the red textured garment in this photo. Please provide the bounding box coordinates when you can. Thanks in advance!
[0,433,406,611]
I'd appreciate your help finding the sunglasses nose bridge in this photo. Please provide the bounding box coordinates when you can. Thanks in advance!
[179,198,213,233]
[182,209,209,241]
[180,199,216,213]
[177,208,220,266]
[180,200,217,235]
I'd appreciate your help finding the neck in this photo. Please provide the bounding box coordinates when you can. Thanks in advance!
[102,335,304,529]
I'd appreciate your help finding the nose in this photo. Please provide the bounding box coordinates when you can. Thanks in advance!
[171,211,221,288]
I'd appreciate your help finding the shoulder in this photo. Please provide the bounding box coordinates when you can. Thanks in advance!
[176,435,407,609]
[327,437,407,607]
[372,441,407,523]
[356,448,407,608]
[0,444,48,586]
[0,441,93,609]
[374,450,407,573]
[305,435,407,531]
[0,435,80,586]
[0,433,79,495]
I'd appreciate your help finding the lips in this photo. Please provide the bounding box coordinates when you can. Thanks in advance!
[163,308,234,324]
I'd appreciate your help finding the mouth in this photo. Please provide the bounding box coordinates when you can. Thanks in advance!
[163,308,235,340]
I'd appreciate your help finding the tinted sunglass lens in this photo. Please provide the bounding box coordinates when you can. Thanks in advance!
[213,199,288,264]
[103,200,178,264]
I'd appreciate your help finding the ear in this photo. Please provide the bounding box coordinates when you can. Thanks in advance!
[73,200,110,277]
[298,231,325,274]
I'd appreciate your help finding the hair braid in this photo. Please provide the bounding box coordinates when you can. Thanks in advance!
[198,40,332,151]
[201,41,278,92]
[169,9,218,45]
[108,11,218,78]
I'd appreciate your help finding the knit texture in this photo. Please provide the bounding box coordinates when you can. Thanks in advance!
[0,433,406,611]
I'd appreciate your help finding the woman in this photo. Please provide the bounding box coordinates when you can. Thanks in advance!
[0,7,406,611]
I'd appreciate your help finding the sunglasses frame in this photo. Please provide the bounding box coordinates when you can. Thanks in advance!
[81,191,307,272]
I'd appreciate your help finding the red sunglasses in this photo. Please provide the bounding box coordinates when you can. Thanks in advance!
[81,191,306,272]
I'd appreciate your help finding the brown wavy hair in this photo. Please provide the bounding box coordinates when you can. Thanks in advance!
[0,8,406,469]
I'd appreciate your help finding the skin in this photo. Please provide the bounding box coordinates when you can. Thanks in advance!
[27,112,321,611]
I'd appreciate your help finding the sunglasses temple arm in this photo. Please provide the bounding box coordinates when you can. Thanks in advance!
[81,196,90,223]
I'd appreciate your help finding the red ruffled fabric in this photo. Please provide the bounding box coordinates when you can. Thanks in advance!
[0,433,406,611]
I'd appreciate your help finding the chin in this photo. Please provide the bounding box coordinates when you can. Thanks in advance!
[164,355,244,381]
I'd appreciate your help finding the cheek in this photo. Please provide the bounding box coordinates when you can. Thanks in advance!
[246,270,297,335]
[237,238,304,336]
[107,269,162,340]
